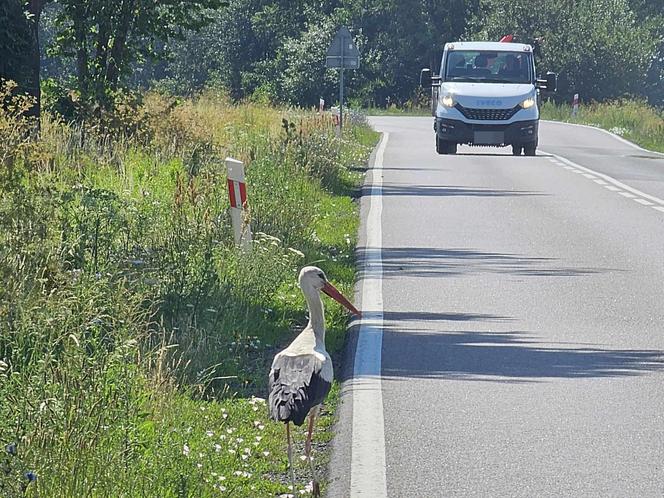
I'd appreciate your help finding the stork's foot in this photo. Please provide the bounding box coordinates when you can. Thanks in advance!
[312,480,321,497]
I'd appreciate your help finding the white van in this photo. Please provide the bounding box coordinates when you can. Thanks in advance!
[420,41,557,156]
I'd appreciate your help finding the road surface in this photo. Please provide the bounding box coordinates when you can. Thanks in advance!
[329,117,664,497]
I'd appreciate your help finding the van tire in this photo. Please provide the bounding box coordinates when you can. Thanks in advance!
[436,137,456,155]
[436,136,445,154]
[524,143,537,156]
[511,145,523,156]
[437,137,457,155]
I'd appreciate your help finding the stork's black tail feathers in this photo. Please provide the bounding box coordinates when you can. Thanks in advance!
[268,354,331,426]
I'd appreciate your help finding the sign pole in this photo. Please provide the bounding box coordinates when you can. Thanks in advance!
[339,36,345,134]
[339,68,344,134]
[325,26,360,137]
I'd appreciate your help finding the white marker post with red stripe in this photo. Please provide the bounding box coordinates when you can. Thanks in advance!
[225,157,252,250]
[572,93,579,117]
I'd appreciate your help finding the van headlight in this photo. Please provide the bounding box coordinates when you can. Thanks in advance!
[521,97,536,109]
[439,94,455,108]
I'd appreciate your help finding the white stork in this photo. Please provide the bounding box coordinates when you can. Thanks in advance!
[268,266,361,496]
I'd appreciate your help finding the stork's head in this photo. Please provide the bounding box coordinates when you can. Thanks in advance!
[298,266,361,316]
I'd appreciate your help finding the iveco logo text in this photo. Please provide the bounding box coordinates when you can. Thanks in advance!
[476,99,502,107]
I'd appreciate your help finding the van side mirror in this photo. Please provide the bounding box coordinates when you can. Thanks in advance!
[537,72,557,92]
[546,72,557,92]
[420,68,432,88]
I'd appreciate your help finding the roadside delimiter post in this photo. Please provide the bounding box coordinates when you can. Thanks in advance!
[225,157,252,250]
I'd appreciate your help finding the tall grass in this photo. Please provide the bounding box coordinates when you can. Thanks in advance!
[541,99,664,153]
[0,82,378,496]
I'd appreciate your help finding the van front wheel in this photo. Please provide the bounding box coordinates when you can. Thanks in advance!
[524,144,537,156]
[511,145,523,156]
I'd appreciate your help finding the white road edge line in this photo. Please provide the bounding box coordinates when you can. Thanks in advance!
[542,150,664,207]
[619,192,636,199]
[350,132,388,498]
[634,198,654,206]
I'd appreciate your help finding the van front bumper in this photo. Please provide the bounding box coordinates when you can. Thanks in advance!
[435,118,538,146]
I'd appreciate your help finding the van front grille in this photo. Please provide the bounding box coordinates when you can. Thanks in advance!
[455,104,520,121]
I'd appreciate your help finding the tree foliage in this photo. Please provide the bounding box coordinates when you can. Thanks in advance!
[45,0,224,111]
[1,0,44,118]
[19,0,664,111]
[154,0,660,106]
[469,0,659,102]
[0,1,33,91]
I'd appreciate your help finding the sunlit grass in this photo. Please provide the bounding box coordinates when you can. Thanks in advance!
[541,99,664,153]
[0,86,377,496]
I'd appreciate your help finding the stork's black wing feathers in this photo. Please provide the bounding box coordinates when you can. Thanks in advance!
[268,354,331,426]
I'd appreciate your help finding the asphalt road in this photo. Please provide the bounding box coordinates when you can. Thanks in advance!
[329,117,664,497]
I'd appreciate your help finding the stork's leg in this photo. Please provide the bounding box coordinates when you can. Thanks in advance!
[305,406,321,497]
[286,422,295,497]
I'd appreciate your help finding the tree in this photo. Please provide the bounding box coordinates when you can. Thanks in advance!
[275,19,339,105]
[469,0,659,102]
[335,0,482,106]
[628,0,664,106]
[0,0,45,119]
[48,0,224,109]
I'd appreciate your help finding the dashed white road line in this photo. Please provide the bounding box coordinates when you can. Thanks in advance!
[350,133,388,498]
[543,149,664,215]
[545,152,664,206]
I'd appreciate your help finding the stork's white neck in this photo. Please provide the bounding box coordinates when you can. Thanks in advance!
[303,282,325,342]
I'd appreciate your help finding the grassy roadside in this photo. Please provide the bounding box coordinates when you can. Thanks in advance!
[0,82,379,497]
[364,106,430,117]
[540,99,664,153]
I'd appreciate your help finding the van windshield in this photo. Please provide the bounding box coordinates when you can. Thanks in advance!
[444,50,533,84]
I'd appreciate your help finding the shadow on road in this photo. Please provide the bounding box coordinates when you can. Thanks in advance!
[452,152,553,158]
[381,311,513,322]
[361,184,546,197]
[355,247,619,280]
[378,327,664,382]
[379,166,451,172]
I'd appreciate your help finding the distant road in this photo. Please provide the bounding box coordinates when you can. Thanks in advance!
[329,117,664,497]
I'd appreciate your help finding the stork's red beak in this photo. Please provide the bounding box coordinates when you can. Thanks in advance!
[321,282,362,317]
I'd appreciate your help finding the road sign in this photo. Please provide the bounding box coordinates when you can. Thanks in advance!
[325,27,360,135]
[326,26,360,69]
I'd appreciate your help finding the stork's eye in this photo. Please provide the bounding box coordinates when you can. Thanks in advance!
[317,272,326,281]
